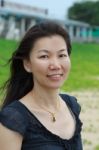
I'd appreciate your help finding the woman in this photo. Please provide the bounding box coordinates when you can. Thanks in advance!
[0,21,83,150]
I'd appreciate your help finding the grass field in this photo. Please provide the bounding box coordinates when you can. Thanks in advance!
[0,38,99,91]
[0,39,17,87]
[64,42,99,91]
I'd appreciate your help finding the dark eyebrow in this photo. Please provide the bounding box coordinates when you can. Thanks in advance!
[38,49,67,53]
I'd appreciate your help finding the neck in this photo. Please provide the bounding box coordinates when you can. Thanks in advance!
[30,85,60,110]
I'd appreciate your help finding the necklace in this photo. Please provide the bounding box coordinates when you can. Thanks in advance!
[31,92,61,122]
[39,98,61,122]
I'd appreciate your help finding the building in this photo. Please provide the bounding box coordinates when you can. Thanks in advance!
[0,0,99,42]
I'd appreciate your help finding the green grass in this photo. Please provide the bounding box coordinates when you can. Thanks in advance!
[62,42,99,91]
[95,145,99,150]
[0,39,99,94]
[0,39,17,87]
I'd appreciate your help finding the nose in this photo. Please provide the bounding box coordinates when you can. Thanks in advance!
[49,58,61,70]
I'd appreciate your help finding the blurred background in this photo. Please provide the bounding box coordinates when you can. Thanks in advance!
[0,0,99,149]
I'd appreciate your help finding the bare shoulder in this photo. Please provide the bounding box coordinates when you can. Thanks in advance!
[0,123,23,150]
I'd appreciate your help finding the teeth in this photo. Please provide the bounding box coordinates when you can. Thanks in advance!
[48,74,62,77]
[51,75,60,77]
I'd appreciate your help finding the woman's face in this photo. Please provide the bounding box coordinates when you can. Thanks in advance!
[24,35,71,89]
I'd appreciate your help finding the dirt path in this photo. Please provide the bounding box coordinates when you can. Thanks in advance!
[68,90,99,150]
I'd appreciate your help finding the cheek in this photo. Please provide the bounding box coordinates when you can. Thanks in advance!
[63,59,71,71]
[30,60,47,74]
[68,60,71,70]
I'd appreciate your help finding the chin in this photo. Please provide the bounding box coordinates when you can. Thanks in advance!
[46,83,63,90]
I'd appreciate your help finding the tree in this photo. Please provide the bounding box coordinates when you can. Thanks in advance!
[68,1,99,26]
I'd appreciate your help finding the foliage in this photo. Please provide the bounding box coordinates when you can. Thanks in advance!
[68,1,99,26]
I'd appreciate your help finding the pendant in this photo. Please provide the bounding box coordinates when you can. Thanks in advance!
[52,115,56,122]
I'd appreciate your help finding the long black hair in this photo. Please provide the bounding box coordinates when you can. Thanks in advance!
[1,21,72,108]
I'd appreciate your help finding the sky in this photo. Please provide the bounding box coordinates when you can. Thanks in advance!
[8,0,82,20]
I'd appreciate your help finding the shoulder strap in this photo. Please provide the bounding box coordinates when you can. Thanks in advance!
[60,93,81,115]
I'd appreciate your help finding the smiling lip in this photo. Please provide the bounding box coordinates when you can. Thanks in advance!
[47,74,63,80]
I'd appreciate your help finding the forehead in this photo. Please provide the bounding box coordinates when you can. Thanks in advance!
[32,35,67,52]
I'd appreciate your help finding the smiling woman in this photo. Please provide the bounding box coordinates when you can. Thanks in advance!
[23,35,71,89]
[0,21,83,150]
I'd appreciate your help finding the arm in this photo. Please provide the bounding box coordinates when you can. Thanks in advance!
[0,123,23,150]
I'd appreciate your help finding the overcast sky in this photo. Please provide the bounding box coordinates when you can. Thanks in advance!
[8,0,82,19]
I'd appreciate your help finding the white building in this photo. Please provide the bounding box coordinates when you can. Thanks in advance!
[0,0,98,42]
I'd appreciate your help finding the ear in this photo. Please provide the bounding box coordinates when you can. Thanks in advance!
[23,59,31,73]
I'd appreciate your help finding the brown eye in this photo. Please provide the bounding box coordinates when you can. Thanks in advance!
[39,55,48,59]
[59,54,67,58]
